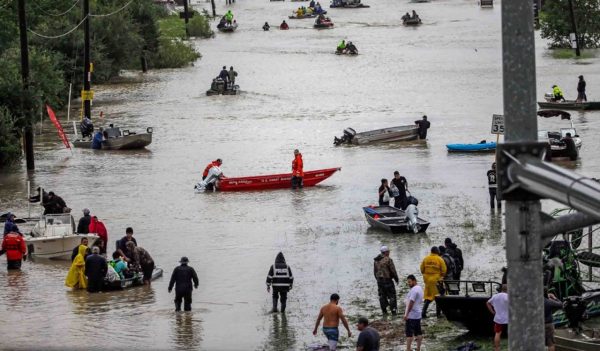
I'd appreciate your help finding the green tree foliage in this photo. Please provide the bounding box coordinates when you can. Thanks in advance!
[540,0,600,48]
[154,38,201,69]
[0,107,21,167]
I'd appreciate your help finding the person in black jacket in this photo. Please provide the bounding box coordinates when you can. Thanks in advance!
[576,75,587,102]
[266,252,294,313]
[71,237,91,261]
[444,238,464,280]
[414,115,431,140]
[168,257,199,312]
[77,208,91,234]
[85,246,108,293]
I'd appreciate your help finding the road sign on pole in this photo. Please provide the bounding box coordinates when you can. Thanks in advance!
[491,114,505,135]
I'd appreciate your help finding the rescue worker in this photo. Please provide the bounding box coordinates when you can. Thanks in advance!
[263,22,270,31]
[3,212,20,235]
[414,115,430,140]
[291,149,304,189]
[219,66,230,90]
[225,10,234,25]
[336,39,346,53]
[373,246,399,315]
[77,208,92,234]
[88,216,108,254]
[228,67,238,87]
[203,159,223,180]
[1,231,27,269]
[419,246,446,318]
[43,191,68,215]
[576,75,587,102]
[280,20,289,30]
[487,162,500,210]
[85,246,107,293]
[266,252,294,313]
[552,85,566,102]
[168,256,199,311]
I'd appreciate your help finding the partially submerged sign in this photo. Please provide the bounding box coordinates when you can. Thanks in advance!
[491,114,504,135]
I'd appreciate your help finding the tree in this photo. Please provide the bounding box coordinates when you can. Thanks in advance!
[540,0,600,48]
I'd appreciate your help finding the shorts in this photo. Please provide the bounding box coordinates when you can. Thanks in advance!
[544,323,555,346]
[405,318,422,337]
[494,323,507,334]
[322,327,339,341]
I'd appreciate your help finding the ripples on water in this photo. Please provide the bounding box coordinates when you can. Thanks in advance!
[1,0,600,349]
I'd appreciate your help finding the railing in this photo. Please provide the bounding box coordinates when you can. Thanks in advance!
[439,280,502,298]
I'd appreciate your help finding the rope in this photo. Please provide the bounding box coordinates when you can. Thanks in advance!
[31,0,80,17]
[28,16,88,39]
[90,0,135,17]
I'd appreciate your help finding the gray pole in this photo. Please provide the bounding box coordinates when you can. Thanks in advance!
[501,0,545,349]
[18,0,35,170]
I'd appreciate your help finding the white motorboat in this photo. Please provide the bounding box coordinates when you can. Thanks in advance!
[334,125,419,145]
[26,214,98,260]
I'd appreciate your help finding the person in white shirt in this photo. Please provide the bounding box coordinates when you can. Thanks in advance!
[404,274,424,351]
[486,284,508,351]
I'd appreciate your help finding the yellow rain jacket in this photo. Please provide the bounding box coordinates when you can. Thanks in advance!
[420,253,447,301]
[65,245,88,289]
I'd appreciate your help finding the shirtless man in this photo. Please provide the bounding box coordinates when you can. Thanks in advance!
[312,293,352,350]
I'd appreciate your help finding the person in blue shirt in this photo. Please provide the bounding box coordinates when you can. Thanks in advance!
[3,213,20,235]
[92,130,103,149]
[110,251,129,279]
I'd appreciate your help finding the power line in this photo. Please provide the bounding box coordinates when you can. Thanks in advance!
[28,16,88,39]
[90,0,135,17]
[31,0,80,17]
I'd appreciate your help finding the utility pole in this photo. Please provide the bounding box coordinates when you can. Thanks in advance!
[83,0,92,119]
[183,0,190,37]
[567,0,581,56]
[211,0,216,18]
[17,0,34,170]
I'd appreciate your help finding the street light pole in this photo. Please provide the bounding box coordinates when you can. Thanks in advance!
[17,0,35,170]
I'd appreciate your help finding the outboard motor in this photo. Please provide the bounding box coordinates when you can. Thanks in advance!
[405,204,420,233]
[544,92,555,102]
[195,166,223,193]
[333,127,356,145]
[563,296,588,330]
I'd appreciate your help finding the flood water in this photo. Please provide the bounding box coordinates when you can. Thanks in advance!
[1,0,600,350]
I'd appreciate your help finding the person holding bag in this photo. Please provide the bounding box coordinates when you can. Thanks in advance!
[378,179,391,206]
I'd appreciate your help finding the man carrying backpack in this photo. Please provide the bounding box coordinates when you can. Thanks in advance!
[444,238,464,280]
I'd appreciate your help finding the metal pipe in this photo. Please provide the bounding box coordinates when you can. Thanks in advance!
[540,212,599,238]
[501,0,545,348]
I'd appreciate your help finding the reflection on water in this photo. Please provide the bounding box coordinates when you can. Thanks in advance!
[265,313,296,351]
[172,312,203,350]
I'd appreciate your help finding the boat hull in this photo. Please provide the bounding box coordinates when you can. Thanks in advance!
[218,24,238,32]
[330,4,370,8]
[207,85,240,96]
[352,125,419,145]
[538,101,600,110]
[216,167,341,191]
[103,268,163,290]
[26,234,99,260]
[73,133,152,150]
[555,327,600,351]
[446,142,496,153]
[403,19,422,26]
[314,23,334,28]
[363,206,430,233]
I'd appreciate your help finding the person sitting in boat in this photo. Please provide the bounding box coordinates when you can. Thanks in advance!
[80,116,94,139]
[316,14,326,25]
[225,10,234,25]
[336,39,346,53]
[280,20,289,30]
[552,85,566,102]
[110,251,130,279]
[402,12,411,22]
[263,22,270,31]
[217,16,227,29]
[346,41,358,54]
[296,7,305,16]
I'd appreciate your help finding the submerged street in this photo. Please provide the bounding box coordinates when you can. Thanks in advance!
[1,0,600,349]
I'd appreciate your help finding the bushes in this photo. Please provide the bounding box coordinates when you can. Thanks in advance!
[154,38,201,69]
[0,108,22,166]
[188,13,214,38]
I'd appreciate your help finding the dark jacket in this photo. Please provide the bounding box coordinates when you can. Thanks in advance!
[374,254,399,283]
[391,177,408,200]
[577,80,586,93]
[71,245,90,262]
[77,214,91,234]
[4,219,20,235]
[266,252,294,291]
[85,254,108,287]
[446,243,464,272]
[219,69,229,82]
[415,119,431,138]
[544,298,563,323]
[118,236,138,254]
[169,264,199,294]
[44,195,67,215]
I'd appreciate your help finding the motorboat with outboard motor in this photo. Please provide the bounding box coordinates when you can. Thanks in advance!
[314,16,334,28]
[335,42,358,55]
[207,78,239,96]
[538,93,600,111]
[334,125,419,145]
[537,110,582,161]
[104,267,163,290]
[26,213,99,260]
[330,0,370,8]
[363,205,429,234]
[72,125,153,150]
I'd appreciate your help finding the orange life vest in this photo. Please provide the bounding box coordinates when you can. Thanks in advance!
[2,232,27,261]
[292,154,304,177]
[203,161,220,177]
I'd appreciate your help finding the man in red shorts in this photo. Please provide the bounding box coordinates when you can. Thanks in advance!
[486,284,508,351]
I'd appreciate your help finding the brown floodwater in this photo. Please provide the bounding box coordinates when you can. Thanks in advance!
[1,0,600,350]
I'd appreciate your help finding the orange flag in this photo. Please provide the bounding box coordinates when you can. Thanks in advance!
[46,105,71,149]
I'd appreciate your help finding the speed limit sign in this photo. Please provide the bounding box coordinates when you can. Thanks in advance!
[491,114,504,135]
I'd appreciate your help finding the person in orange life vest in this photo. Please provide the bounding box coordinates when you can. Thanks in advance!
[291,149,304,189]
[202,159,223,180]
[89,216,108,254]
[1,232,27,270]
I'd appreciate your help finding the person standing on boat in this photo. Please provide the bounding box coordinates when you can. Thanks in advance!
[486,284,508,351]
[291,149,304,189]
[117,227,138,259]
[225,10,234,25]
[309,0,316,8]
[219,66,230,90]
[374,246,399,315]
[43,191,68,215]
[378,179,391,206]
[202,159,223,180]
[414,116,430,140]
[1,231,26,270]
[89,216,108,255]
[487,162,500,210]
[576,75,587,102]
[391,171,408,210]
[266,252,294,313]
[552,85,566,102]
[3,213,20,235]
[228,67,238,88]
[168,256,199,312]
[77,208,92,234]
[419,246,446,318]
[85,246,107,293]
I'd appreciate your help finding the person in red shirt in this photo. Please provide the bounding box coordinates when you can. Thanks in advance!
[89,216,108,254]
[291,149,304,189]
[202,159,223,180]
[1,232,27,269]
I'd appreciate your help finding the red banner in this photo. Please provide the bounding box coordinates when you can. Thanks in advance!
[46,105,71,149]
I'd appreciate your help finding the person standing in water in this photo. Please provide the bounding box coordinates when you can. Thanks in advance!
[168,256,199,312]
[266,252,294,313]
[414,115,430,140]
[312,293,352,350]
[487,162,500,210]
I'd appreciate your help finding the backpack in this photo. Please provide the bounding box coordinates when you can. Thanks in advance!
[443,253,457,277]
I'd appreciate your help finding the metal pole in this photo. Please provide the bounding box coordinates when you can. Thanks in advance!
[27,180,31,218]
[18,0,34,170]
[501,0,545,348]
[211,0,216,18]
[183,0,190,37]
[67,83,72,122]
[83,0,91,119]
[588,226,593,281]
[567,0,581,57]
